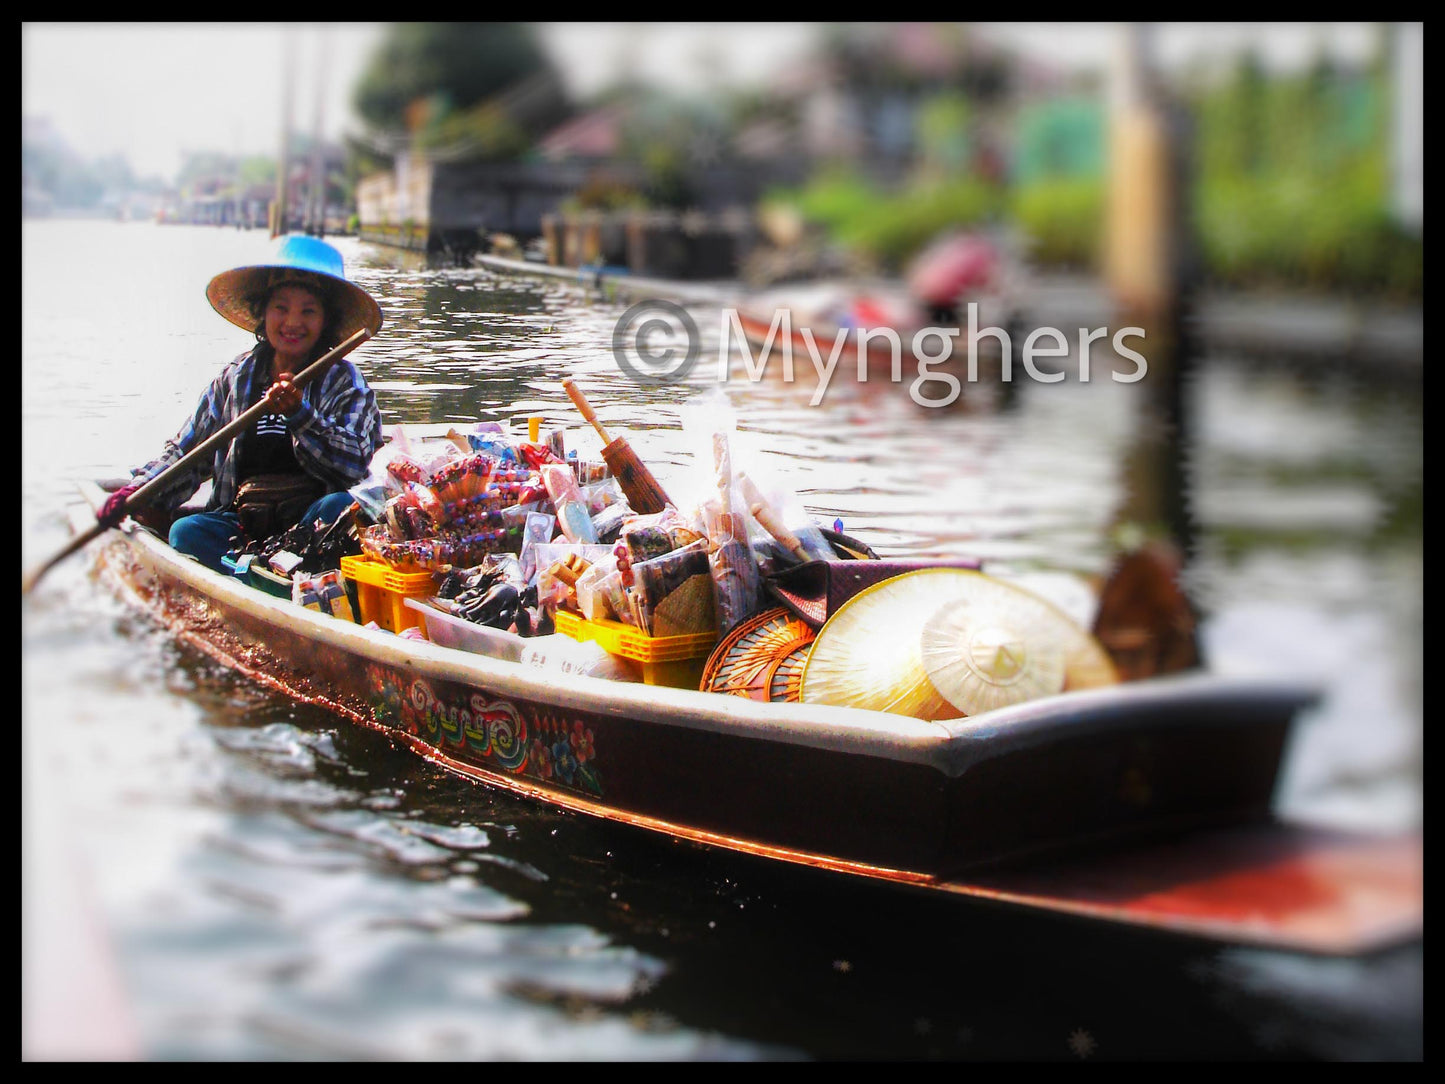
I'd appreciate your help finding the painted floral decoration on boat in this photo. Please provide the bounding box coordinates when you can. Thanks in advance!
[365,664,602,796]
[530,712,600,794]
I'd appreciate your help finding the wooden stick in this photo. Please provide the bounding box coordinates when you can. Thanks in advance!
[560,377,671,514]
[22,328,371,595]
[750,501,809,562]
[561,378,613,444]
[736,471,807,560]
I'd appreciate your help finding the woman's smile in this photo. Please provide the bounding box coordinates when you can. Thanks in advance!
[265,284,326,366]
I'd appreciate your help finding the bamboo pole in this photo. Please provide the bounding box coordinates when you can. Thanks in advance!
[272,26,296,238]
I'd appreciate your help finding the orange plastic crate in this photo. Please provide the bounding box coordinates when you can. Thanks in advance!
[553,610,716,688]
[340,555,437,634]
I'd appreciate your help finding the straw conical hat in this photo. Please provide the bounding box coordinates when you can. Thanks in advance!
[800,569,1118,720]
[920,570,1119,709]
[798,572,966,721]
[206,234,383,343]
[919,590,1068,715]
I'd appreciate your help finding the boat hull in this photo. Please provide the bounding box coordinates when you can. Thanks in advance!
[82,484,1421,955]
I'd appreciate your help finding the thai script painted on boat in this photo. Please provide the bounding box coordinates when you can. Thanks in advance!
[365,665,602,796]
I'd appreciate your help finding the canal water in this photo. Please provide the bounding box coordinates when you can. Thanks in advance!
[22,221,1421,1060]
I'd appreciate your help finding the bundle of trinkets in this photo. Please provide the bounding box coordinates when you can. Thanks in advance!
[348,403,839,651]
[390,398,843,650]
[227,498,364,577]
[348,421,607,572]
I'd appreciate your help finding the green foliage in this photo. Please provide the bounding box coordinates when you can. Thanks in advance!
[609,92,731,210]
[995,52,1420,296]
[639,143,694,210]
[1189,52,1420,295]
[422,101,531,159]
[788,171,878,229]
[783,170,1001,269]
[353,23,553,134]
[573,172,645,212]
[1010,177,1104,267]
[1195,166,1420,294]
[345,136,391,179]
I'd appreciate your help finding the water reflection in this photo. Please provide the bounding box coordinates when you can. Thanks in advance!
[22,223,1420,1060]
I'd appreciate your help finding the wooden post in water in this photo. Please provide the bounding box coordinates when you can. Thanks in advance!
[1104,23,1198,561]
[308,26,330,238]
[272,27,296,238]
[1094,24,1205,676]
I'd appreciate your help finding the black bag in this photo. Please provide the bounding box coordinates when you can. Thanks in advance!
[234,472,327,540]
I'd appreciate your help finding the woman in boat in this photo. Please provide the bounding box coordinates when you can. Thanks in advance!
[96,235,384,573]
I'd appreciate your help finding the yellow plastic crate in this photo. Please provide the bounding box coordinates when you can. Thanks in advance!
[553,610,716,688]
[340,555,437,634]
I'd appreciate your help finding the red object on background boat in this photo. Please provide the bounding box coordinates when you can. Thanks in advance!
[907,233,999,308]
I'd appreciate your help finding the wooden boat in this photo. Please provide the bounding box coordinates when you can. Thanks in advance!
[473,255,1015,394]
[727,280,1016,394]
[68,479,1422,957]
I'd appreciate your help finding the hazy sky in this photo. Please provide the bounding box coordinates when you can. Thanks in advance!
[23,22,1385,183]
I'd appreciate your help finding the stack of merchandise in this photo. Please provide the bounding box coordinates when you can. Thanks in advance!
[537,407,834,643]
[352,405,837,652]
[349,422,618,573]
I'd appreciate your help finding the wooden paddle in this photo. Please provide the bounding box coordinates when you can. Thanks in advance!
[561,377,671,514]
[22,327,371,595]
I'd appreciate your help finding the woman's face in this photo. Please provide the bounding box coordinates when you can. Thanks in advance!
[264,284,327,368]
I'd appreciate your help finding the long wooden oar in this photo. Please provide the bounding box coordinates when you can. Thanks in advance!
[22,327,371,595]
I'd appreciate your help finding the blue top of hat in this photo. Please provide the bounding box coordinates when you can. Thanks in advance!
[273,235,346,282]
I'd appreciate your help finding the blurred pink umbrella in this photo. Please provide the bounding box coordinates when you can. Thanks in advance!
[907,233,999,307]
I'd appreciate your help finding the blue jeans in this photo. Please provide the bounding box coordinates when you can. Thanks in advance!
[170,492,356,573]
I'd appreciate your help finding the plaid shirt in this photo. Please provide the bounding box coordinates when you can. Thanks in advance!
[134,348,382,515]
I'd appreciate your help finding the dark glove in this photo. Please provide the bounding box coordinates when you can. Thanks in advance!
[97,483,140,528]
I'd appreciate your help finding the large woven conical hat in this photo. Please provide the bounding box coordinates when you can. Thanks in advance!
[800,569,1117,720]
[206,234,383,344]
[918,585,1069,715]
[798,572,965,721]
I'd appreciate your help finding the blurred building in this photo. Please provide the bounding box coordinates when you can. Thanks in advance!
[156,143,348,232]
[348,22,1418,295]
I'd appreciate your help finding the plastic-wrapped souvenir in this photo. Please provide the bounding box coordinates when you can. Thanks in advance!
[532,543,613,609]
[737,471,833,564]
[431,453,496,505]
[542,464,598,544]
[591,501,633,545]
[631,538,715,636]
[705,432,764,634]
[518,510,558,583]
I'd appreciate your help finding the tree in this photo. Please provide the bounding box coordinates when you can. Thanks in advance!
[353,23,558,135]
